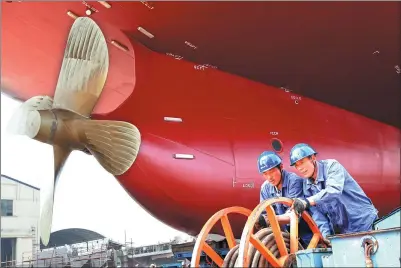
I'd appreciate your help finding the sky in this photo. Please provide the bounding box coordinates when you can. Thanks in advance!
[1,93,191,246]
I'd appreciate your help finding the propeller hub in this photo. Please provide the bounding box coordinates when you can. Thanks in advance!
[26,109,84,150]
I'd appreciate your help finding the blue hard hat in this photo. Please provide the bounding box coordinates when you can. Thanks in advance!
[257,151,282,174]
[289,143,317,166]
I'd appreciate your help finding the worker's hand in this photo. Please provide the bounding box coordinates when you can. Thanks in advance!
[291,198,308,215]
[322,237,332,247]
[319,237,331,248]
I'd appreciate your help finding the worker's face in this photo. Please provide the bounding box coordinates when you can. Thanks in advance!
[262,165,282,187]
[294,155,316,178]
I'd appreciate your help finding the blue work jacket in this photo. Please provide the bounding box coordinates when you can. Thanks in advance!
[304,159,378,238]
[260,170,313,244]
[260,170,304,214]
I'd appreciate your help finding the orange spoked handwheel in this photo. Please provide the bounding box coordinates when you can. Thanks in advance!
[236,197,326,267]
[190,206,252,268]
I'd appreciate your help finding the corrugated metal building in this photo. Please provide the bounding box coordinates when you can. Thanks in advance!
[1,175,40,267]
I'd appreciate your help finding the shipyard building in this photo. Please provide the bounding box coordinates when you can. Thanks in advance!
[1,175,40,267]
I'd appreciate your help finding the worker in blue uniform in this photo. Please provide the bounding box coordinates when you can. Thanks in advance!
[257,151,313,247]
[289,143,379,238]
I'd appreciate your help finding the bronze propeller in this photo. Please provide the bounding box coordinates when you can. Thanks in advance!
[7,17,141,246]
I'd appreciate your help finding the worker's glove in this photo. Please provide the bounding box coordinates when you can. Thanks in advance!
[292,198,310,215]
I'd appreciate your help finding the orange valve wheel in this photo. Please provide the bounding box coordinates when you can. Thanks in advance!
[236,197,326,267]
[190,206,252,268]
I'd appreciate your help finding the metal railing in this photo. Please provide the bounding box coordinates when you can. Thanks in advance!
[17,238,111,267]
[0,260,17,268]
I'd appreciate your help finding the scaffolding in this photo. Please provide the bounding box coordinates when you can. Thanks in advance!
[4,235,190,268]
[16,238,112,268]
[0,259,17,268]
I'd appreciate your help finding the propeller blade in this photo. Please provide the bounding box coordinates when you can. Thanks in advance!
[72,119,141,175]
[40,145,71,246]
[52,17,109,117]
[7,96,53,136]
